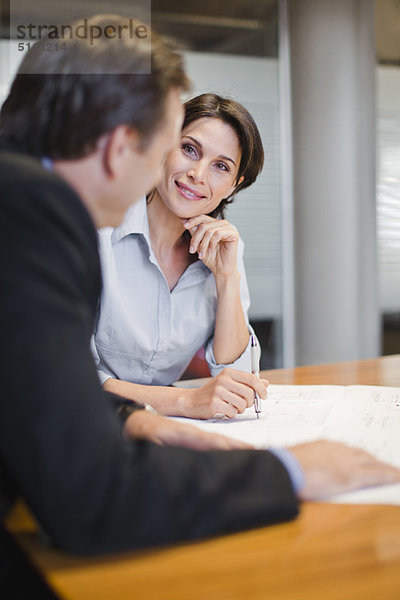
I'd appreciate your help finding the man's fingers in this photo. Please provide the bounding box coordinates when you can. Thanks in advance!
[190,431,253,451]
[290,440,400,501]
[125,411,253,450]
[213,434,253,450]
[358,457,400,486]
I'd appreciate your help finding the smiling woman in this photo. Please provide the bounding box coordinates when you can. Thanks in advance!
[92,93,267,420]
[155,117,243,224]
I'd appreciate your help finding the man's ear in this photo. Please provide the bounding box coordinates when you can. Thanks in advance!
[101,125,139,178]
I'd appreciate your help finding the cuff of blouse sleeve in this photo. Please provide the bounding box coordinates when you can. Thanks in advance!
[97,370,112,386]
[205,328,259,376]
[268,447,305,495]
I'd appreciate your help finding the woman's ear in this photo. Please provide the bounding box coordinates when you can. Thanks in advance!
[226,175,244,199]
[235,175,245,191]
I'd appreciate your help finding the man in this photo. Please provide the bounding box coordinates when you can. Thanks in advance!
[0,14,399,562]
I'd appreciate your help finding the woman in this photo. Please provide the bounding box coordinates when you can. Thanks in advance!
[93,93,268,419]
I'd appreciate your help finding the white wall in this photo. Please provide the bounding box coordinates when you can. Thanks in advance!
[0,40,22,103]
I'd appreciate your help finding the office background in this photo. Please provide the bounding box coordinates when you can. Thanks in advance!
[0,0,399,369]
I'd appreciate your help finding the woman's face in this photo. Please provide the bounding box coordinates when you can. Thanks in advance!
[156,117,243,220]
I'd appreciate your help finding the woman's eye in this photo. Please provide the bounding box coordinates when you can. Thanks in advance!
[215,162,229,172]
[182,143,197,156]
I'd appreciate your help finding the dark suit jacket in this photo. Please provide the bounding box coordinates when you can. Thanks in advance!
[0,144,298,555]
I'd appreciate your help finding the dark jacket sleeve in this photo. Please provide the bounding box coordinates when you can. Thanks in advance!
[0,154,298,556]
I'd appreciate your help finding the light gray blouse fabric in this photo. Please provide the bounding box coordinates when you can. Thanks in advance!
[92,198,260,386]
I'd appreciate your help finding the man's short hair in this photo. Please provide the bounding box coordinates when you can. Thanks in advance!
[0,14,190,158]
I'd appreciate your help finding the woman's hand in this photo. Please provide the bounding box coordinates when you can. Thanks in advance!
[184,215,239,277]
[177,368,269,420]
[123,410,253,450]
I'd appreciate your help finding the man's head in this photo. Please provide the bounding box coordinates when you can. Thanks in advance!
[0,14,189,158]
[0,14,189,226]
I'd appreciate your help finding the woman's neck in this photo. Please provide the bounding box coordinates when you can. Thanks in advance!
[146,190,194,291]
[147,190,186,254]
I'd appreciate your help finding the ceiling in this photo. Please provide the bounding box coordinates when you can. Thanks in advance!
[150,0,278,56]
[376,0,400,64]
[1,0,400,64]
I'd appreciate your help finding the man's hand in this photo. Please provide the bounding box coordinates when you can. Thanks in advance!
[289,440,400,501]
[123,410,253,450]
[178,368,269,419]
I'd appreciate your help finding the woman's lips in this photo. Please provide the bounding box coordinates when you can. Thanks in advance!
[175,181,206,201]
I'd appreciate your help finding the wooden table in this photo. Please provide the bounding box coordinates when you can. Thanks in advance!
[6,355,400,600]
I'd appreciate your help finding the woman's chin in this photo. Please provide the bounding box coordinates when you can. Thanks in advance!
[174,209,199,221]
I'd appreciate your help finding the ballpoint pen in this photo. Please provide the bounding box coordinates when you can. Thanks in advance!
[250,334,261,419]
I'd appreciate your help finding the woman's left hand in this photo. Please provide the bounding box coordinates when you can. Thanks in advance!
[184,215,239,276]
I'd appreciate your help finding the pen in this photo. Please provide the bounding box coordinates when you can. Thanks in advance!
[250,334,261,419]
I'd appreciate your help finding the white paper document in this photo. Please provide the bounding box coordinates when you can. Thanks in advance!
[172,384,400,505]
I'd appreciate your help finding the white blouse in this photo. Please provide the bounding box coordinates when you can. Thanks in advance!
[92,198,260,386]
